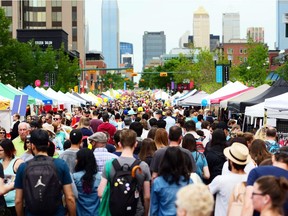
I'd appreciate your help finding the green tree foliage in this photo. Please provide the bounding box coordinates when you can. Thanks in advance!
[0,8,11,46]
[101,72,133,90]
[230,41,268,86]
[276,56,288,81]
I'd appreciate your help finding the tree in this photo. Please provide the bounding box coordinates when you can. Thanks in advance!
[230,41,268,86]
[0,8,11,46]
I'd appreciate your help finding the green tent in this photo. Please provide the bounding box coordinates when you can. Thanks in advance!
[0,83,36,105]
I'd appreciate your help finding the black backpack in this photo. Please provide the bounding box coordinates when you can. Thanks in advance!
[23,156,62,215]
[109,159,143,216]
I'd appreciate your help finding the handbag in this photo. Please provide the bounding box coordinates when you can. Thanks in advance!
[98,159,114,216]
[227,182,246,216]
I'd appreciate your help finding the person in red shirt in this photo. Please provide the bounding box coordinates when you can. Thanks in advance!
[97,113,116,145]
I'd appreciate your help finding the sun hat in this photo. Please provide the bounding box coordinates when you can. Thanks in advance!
[223,142,251,165]
[42,124,55,135]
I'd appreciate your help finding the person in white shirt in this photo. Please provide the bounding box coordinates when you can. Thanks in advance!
[209,142,251,216]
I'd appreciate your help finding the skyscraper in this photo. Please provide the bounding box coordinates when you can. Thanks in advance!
[277,0,288,50]
[193,6,210,50]
[143,31,166,68]
[101,0,120,68]
[247,27,264,43]
[0,0,86,63]
[222,13,240,43]
[120,42,133,67]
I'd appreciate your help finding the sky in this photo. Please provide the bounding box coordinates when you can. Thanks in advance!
[85,0,277,73]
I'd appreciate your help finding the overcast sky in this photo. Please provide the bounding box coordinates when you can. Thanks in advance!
[85,0,277,72]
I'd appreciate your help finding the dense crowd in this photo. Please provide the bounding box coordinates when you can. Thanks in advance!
[0,92,287,216]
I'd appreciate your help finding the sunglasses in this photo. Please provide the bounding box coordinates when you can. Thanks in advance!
[0,131,5,134]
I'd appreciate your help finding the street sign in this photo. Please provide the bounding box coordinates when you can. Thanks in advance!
[216,65,223,83]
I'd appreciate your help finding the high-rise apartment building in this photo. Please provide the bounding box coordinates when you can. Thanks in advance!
[143,31,166,68]
[222,13,240,43]
[101,0,119,68]
[193,7,210,50]
[0,0,86,63]
[179,31,190,48]
[247,27,264,43]
[277,0,288,50]
[120,42,133,67]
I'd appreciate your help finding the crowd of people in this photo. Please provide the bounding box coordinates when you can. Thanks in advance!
[0,93,287,216]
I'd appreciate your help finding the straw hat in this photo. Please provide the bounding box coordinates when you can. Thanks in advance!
[223,142,251,165]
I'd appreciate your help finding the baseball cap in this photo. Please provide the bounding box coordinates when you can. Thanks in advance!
[69,129,83,144]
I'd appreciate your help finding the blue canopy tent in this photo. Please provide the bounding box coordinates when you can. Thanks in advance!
[22,85,53,105]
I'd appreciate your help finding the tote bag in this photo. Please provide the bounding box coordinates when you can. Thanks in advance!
[99,159,114,216]
[227,182,246,216]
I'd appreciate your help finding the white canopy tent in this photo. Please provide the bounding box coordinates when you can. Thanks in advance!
[174,89,197,105]
[204,81,248,104]
[245,102,288,120]
[264,92,288,111]
[178,91,209,106]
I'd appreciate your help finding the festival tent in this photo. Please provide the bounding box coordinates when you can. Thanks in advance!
[210,87,254,105]
[35,87,60,105]
[245,102,288,120]
[204,81,248,104]
[87,92,103,105]
[71,92,90,103]
[240,79,288,113]
[22,85,53,105]
[57,91,82,106]
[225,84,270,112]
[80,93,99,104]
[102,89,121,99]
[153,90,170,100]
[0,83,36,105]
[178,91,210,106]
[65,92,87,105]
[174,89,197,105]
[264,92,288,111]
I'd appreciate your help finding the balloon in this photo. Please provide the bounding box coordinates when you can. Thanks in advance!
[34,80,41,87]
[103,98,108,103]
[201,99,208,107]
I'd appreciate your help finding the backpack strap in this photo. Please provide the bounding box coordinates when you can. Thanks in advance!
[112,159,122,172]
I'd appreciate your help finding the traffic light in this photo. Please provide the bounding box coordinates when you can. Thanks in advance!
[74,85,78,92]
[160,72,168,77]
[131,73,138,76]
[126,68,133,73]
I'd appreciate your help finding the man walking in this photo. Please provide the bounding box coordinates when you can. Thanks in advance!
[14,129,76,216]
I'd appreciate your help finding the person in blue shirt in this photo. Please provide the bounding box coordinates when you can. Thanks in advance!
[14,129,76,216]
[150,147,193,216]
[73,148,101,216]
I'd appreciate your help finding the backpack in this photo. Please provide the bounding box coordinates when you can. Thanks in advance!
[109,159,143,216]
[23,156,62,215]
[265,140,280,154]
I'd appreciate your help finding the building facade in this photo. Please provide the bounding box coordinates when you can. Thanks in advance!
[247,27,264,43]
[0,0,86,64]
[120,42,133,67]
[193,6,210,50]
[223,42,248,66]
[277,0,288,50]
[142,31,166,68]
[101,0,120,68]
[222,13,240,43]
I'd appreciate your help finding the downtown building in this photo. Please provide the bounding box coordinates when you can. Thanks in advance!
[0,0,86,64]
[193,6,210,50]
[120,42,133,68]
[277,0,288,50]
[222,13,240,43]
[143,31,166,68]
[247,27,265,43]
[102,0,120,68]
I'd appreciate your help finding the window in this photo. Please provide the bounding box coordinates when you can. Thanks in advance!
[51,0,61,7]
[243,57,247,62]
[72,0,77,6]
[227,48,233,54]
[239,49,243,54]
[3,6,12,16]
[52,12,62,22]
[286,24,288,37]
